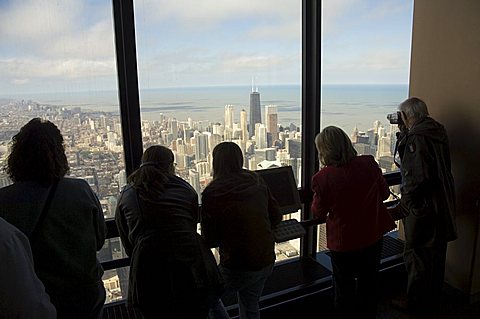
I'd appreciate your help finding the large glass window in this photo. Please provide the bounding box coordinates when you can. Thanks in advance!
[134,0,303,260]
[318,0,413,251]
[0,0,126,303]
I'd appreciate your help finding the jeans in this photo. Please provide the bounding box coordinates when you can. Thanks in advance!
[209,263,274,319]
[329,239,383,319]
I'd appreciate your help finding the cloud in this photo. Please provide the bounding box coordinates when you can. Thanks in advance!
[0,0,411,90]
[47,21,116,59]
[221,55,288,72]
[0,0,117,90]
[1,57,116,80]
[362,0,411,20]
[322,0,361,35]
[0,0,78,42]
[0,0,114,59]
[137,0,300,29]
[245,21,301,42]
[326,50,408,71]
[322,0,411,36]
[146,47,297,76]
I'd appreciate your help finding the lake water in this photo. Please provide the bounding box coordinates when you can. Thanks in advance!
[3,84,408,134]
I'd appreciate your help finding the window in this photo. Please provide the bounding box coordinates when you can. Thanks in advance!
[318,0,413,251]
[0,0,127,303]
[134,0,303,259]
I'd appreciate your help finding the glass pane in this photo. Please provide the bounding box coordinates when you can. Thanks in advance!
[102,266,130,304]
[134,0,302,259]
[0,0,127,302]
[318,0,414,251]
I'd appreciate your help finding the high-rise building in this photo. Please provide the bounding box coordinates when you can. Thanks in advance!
[265,105,278,145]
[195,161,210,179]
[209,133,222,154]
[286,138,302,159]
[194,132,209,162]
[256,124,267,149]
[240,109,248,141]
[249,84,261,138]
[255,148,277,162]
[170,118,178,139]
[377,133,393,158]
[188,169,201,202]
[224,105,234,129]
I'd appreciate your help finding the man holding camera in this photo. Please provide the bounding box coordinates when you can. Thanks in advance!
[390,97,457,315]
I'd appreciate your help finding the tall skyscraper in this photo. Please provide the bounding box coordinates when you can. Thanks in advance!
[265,104,278,145]
[249,81,261,138]
[209,133,222,154]
[170,118,178,139]
[256,124,267,149]
[286,138,302,159]
[224,105,234,129]
[194,132,209,162]
[188,169,201,202]
[240,109,248,141]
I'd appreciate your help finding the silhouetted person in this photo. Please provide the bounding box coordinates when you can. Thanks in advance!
[115,145,223,318]
[0,217,56,318]
[311,126,396,319]
[201,142,282,319]
[392,97,457,315]
[0,118,106,319]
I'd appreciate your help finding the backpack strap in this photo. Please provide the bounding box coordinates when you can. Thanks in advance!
[30,180,59,241]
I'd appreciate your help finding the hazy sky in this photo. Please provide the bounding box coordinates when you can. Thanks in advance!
[0,0,413,95]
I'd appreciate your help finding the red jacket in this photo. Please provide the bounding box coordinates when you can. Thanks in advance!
[311,155,395,252]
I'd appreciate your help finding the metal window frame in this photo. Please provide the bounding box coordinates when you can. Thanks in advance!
[112,0,143,176]
[112,0,323,257]
[301,0,322,257]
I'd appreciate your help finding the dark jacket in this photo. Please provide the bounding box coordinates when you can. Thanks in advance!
[201,170,282,271]
[0,178,106,296]
[115,175,223,310]
[398,117,457,249]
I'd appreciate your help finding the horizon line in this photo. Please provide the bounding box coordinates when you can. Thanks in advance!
[0,83,409,98]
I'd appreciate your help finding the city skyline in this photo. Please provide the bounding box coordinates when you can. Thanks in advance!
[0,87,400,303]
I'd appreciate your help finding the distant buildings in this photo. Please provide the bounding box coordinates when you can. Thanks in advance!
[0,88,401,305]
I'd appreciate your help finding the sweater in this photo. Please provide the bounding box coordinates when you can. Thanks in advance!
[311,155,396,252]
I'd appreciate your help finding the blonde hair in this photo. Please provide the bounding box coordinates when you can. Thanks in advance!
[315,126,357,167]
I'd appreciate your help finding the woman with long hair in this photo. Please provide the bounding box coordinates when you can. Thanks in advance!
[115,145,223,318]
[311,126,396,319]
[201,142,282,319]
[0,118,106,319]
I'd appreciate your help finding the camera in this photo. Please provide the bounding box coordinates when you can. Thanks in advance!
[387,111,404,125]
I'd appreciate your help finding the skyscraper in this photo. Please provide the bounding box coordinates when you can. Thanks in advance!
[170,118,178,139]
[240,109,248,141]
[265,104,279,145]
[224,105,234,129]
[249,82,261,138]
[194,132,209,162]
[256,124,268,149]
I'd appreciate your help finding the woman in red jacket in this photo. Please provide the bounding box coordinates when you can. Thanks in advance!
[311,126,395,319]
